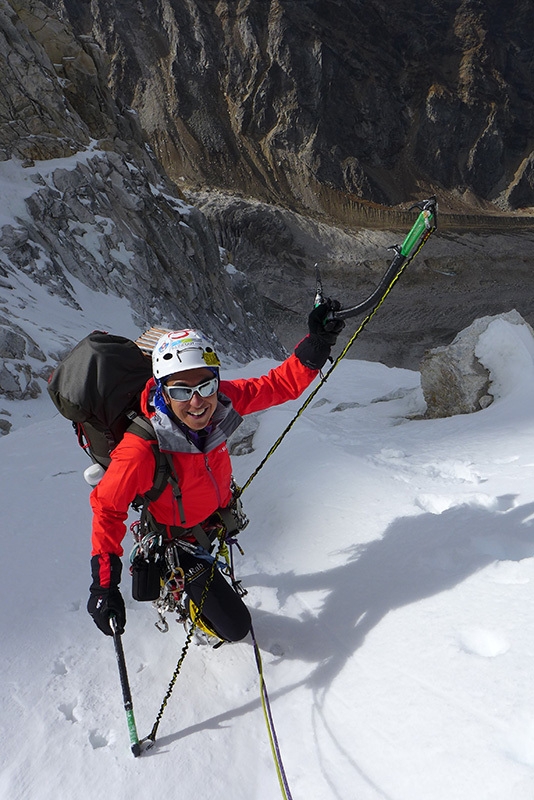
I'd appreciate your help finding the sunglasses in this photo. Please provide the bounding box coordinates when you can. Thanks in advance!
[164,376,219,402]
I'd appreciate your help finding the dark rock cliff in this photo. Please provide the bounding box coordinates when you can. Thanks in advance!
[46,0,534,214]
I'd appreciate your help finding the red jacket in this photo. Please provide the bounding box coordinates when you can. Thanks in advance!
[90,353,318,558]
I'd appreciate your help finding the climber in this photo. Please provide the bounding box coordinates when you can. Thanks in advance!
[87,302,344,642]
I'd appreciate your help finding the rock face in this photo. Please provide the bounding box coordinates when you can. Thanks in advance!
[419,310,532,417]
[0,0,285,405]
[2,0,534,416]
[45,0,534,213]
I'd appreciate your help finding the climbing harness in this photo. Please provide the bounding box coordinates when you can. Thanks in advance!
[128,485,248,633]
[135,492,249,748]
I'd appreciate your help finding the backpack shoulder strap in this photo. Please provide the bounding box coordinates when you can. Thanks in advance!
[126,412,157,441]
[126,414,185,522]
[126,413,170,502]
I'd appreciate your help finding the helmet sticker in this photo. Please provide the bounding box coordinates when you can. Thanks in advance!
[203,348,221,367]
[167,329,194,340]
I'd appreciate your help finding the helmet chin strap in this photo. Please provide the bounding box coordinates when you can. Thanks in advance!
[153,379,172,418]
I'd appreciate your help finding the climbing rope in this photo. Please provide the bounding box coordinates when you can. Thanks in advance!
[226,213,436,795]
[223,537,294,797]
[251,623,294,800]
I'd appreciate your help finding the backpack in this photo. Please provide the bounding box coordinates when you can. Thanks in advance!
[47,330,171,506]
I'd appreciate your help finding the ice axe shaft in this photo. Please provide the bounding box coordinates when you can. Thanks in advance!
[110,616,141,757]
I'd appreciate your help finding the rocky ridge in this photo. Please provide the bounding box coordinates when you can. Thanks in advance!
[32,0,534,374]
[2,0,534,431]
[0,0,284,415]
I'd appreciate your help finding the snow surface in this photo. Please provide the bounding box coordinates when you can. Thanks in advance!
[2,309,534,800]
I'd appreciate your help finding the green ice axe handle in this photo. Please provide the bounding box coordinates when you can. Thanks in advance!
[400,198,437,257]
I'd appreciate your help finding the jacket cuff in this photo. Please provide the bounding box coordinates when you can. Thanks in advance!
[90,553,122,590]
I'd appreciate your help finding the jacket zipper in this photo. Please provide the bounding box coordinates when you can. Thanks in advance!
[204,454,222,508]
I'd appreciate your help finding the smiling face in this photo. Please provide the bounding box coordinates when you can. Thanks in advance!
[163,367,218,430]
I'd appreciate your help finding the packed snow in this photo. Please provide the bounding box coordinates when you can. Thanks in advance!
[2,297,534,800]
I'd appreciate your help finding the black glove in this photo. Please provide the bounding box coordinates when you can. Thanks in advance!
[87,553,126,636]
[294,300,345,370]
[308,300,345,343]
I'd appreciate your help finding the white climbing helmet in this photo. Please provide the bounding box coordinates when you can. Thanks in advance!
[152,329,221,380]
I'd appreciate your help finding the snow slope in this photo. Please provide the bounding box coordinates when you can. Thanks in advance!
[2,316,534,800]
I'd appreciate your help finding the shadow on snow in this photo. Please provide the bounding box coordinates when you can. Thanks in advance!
[152,494,534,753]
[244,494,534,690]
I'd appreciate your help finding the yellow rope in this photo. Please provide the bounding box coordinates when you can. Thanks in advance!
[251,632,293,800]
[258,651,291,798]
[143,222,435,763]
